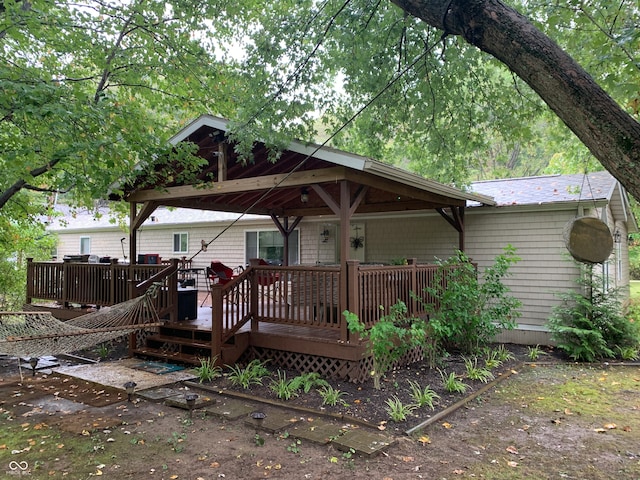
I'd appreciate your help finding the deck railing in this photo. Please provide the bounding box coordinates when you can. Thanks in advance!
[251,265,342,327]
[26,258,179,320]
[26,259,465,347]
[247,261,459,342]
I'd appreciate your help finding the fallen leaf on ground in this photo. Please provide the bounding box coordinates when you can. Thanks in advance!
[507,461,518,467]
[401,456,414,462]
[442,422,452,429]
[453,469,465,474]
[418,435,431,445]
[604,423,617,429]
[623,426,632,432]
[506,446,518,455]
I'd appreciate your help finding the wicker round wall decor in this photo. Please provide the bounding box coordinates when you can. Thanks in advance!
[563,216,613,264]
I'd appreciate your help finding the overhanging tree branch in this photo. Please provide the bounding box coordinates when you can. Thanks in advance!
[391,0,640,199]
[0,157,62,209]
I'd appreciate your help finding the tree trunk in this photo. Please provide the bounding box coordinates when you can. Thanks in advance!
[392,0,640,200]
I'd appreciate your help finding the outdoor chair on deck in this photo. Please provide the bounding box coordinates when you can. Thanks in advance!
[200,261,243,306]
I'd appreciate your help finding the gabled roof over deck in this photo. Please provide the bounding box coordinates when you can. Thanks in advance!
[120,114,495,261]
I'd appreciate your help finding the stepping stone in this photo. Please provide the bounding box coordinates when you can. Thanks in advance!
[20,357,60,371]
[203,397,255,420]
[290,420,345,445]
[331,428,395,456]
[164,392,215,409]
[243,409,300,433]
[136,387,182,401]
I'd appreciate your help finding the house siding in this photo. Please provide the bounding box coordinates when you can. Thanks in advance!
[465,208,580,343]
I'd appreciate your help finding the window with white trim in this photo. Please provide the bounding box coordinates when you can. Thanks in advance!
[245,230,299,265]
[173,232,188,254]
[80,236,91,255]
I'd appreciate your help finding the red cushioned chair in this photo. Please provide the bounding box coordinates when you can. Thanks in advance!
[208,261,236,285]
[201,261,242,306]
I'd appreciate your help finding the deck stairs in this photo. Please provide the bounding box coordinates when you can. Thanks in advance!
[133,323,248,366]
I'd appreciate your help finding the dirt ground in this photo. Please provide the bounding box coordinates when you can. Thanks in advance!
[1,348,640,479]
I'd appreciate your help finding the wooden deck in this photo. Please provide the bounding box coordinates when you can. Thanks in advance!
[26,259,456,381]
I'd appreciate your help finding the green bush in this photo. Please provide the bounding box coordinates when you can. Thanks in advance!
[547,264,640,362]
[422,246,521,354]
[630,241,640,280]
[345,301,427,390]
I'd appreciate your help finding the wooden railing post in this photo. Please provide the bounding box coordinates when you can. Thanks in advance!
[345,260,360,342]
[249,267,259,332]
[408,258,418,316]
[211,284,223,364]
[62,260,70,307]
[26,258,34,304]
[109,260,116,305]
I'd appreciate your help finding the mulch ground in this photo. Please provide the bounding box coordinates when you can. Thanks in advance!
[1,339,564,434]
[200,344,563,433]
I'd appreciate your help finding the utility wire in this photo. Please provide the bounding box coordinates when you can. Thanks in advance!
[188,37,442,263]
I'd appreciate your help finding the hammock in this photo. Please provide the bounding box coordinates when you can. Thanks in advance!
[0,288,164,358]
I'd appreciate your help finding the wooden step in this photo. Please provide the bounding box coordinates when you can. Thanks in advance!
[146,334,211,349]
[133,346,201,365]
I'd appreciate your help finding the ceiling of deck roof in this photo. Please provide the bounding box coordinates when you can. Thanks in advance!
[122,115,495,216]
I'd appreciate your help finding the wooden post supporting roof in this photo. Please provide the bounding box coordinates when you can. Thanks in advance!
[270,214,303,266]
[437,206,465,251]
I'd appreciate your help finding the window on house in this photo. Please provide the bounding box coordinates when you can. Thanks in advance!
[80,237,91,255]
[173,232,188,254]
[616,241,622,283]
[602,261,611,291]
[245,230,299,265]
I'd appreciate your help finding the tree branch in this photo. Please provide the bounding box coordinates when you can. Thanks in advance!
[0,157,62,209]
[23,184,72,194]
[391,0,640,199]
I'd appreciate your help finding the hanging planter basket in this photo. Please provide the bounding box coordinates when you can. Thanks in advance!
[563,216,613,264]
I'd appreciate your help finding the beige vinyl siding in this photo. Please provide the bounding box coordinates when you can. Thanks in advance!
[465,208,582,343]
[56,230,127,261]
[363,214,460,264]
[353,209,583,343]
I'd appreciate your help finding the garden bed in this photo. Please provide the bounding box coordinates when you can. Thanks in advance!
[195,344,556,433]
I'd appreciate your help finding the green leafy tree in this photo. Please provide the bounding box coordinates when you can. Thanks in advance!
[0,194,56,309]
[1,0,243,301]
[0,0,239,214]
[217,1,640,197]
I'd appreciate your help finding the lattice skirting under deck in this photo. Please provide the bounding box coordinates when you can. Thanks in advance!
[134,328,159,350]
[242,345,425,384]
